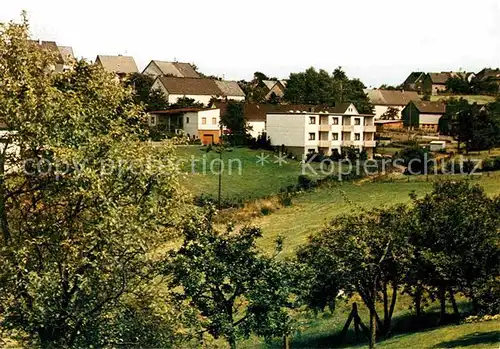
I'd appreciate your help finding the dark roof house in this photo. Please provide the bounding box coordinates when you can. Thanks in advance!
[403,72,425,91]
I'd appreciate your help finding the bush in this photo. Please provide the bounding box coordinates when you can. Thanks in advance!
[297,175,316,190]
[481,156,500,171]
[278,192,293,207]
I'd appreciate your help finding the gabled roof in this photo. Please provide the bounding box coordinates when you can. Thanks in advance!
[215,80,245,97]
[410,101,446,114]
[329,102,354,114]
[262,80,278,90]
[57,46,74,64]
[147,60,200,78]
[404,72,425,84]
[427,72,452,84]
[364,89,420,106]
[476,68,500,81]
[29,40,64,64]
[157,76,222,96]
[95,55,138,75]
[213,102,339,122]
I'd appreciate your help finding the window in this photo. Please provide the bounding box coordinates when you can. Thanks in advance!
[354,118,361,125]
[308,132,316,141]
[202,117,207,125]
[332,133,339,141]
[355,133,361,141]
[308,149,315,154]
[186,117,190,123]
[332,117,339,125]
[212,117,217,125]
[309,116,316,124]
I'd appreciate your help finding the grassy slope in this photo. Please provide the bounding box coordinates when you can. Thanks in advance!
[431,95,497,104]
[175,146,308,201]
[356,320,500,349]
[254,174,500,256]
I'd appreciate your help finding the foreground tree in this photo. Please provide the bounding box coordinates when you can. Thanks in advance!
[408,181,500,321]
[0,16,190,347]
[166,210,294,348]
[220,100,251,146]
[297,205,415,344]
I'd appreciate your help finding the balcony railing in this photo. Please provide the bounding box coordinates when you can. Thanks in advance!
[364,125,376,132]
[319,124,331,132]
[364,140,377,147]
[342,125,353,132]
[342,140,353,146]
[318,140,331,148]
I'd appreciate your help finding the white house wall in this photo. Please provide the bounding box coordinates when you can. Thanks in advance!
[183,112,199,137]
[267,114,306,147]
[373,105,404,120]
[167,94,213,106]
[197,109,221,131]
[247,121,266,138]
[419,113,441,125]
[142,62,163,77]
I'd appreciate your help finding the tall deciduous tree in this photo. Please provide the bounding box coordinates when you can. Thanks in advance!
[297,205,415,339]
[0,15,190,347]
[284,67,373,114]
[220,100,250,146]
[408,181,500,321]
[166,210,294,349]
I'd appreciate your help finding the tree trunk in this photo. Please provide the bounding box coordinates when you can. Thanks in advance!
[358,287,384,331]
[382,282,389,335]
[0,154,10,242]
[449,288,460,323]
[415,285,422,318]
[282,335,290,349]
[438,286,447,324]
[369,276,378,349]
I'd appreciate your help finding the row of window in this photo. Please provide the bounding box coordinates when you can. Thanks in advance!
[308,133,361,141]
[308,116,362,125]
[200,117,218,125]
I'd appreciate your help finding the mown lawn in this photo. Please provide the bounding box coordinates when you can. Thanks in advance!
[355,320,500,349]
[253,174,500,256]
[241,291,500,349]
[175,146,334,201]
[431,94,497,104]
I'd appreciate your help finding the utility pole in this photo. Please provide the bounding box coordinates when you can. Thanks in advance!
[218,123,223,210]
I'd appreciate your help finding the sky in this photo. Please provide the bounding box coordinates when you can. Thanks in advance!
[2,0,500,87]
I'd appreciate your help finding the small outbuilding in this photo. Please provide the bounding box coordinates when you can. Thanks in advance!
[429,140,446,152]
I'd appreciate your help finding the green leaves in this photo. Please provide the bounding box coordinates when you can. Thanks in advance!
[166,210,295,346]
[0,17,190,347]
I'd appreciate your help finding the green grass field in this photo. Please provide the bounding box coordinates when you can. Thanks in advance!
[240,291,500,349]
[175,146,341,201]
[355,320,500,349]
[431,95,497,104]
[253,173,500,256]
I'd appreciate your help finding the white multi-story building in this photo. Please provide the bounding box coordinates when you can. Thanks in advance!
[266,103,376,159]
